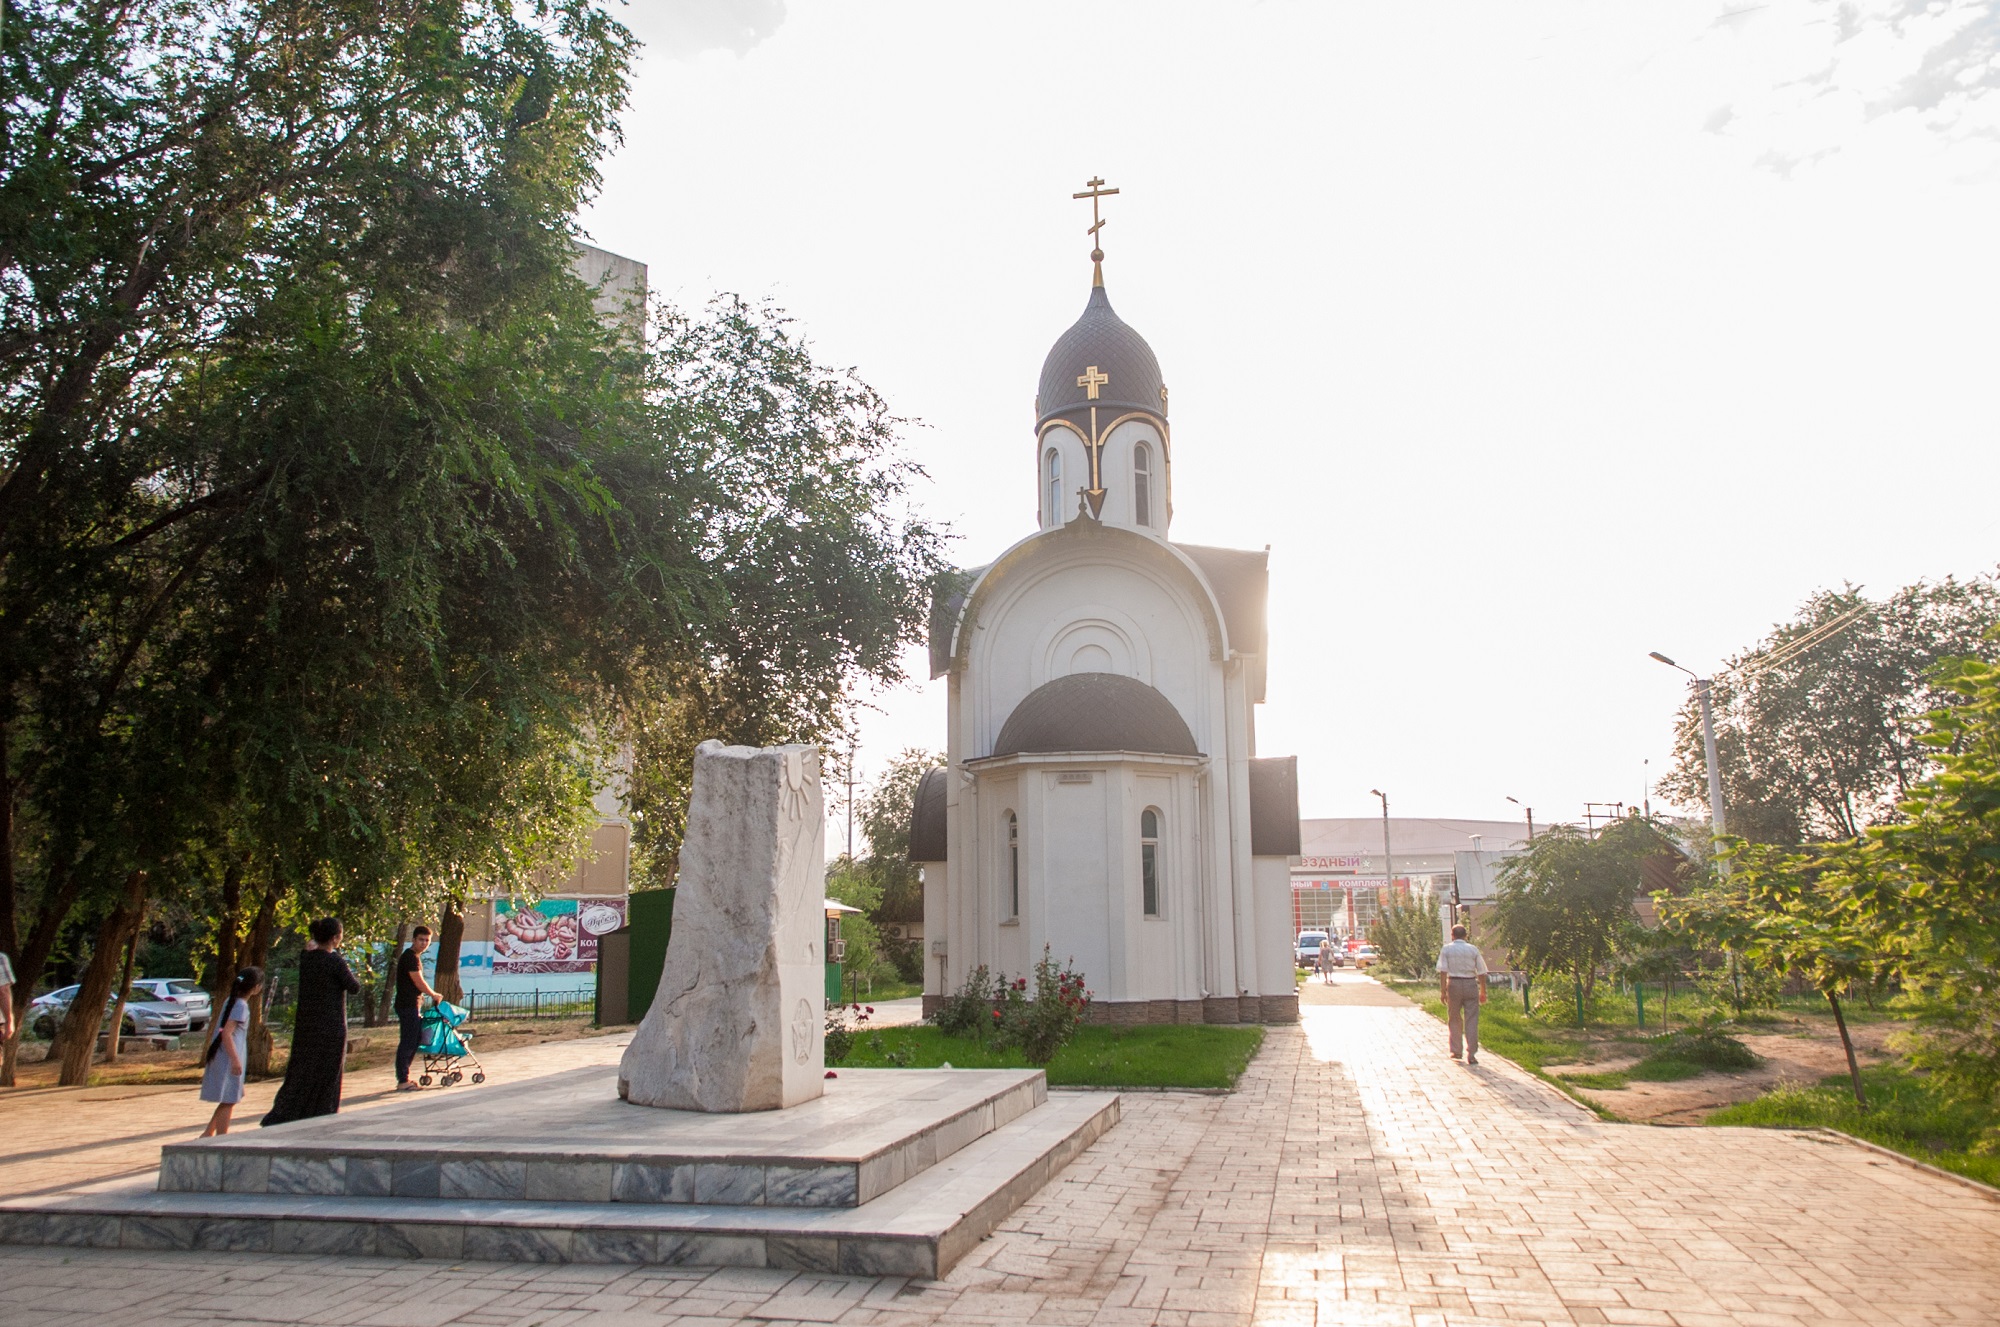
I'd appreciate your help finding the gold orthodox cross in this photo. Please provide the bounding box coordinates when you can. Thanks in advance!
[1076,365,1108,400]
[1073,176,1119,274]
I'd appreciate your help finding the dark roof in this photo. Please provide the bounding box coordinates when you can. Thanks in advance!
[1248,757,1301,856]
[1173,543,1267,659]
[908,767,948,862]
[992,673,1199,758]
[1036,283,1166,431]
[927,566,983,680]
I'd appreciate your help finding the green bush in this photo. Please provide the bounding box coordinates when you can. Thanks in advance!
[927,949,1093,1066]
[1647,1023,1758,1071]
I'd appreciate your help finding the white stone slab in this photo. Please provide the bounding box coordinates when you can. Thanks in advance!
[2,1091,1122,1277]
[620,741,827,1112]
[155,1066,1046,1207]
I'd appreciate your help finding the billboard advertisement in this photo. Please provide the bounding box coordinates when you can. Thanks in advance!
[491,896,628,974]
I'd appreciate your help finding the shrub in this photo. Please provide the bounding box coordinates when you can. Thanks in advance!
[1648,1023,1757,1071]
[1013,946,1092,1065]
[927,949,1093,1065]
[932,964,999,1039]
[824,1003,872,1065]
[884,936,926,984]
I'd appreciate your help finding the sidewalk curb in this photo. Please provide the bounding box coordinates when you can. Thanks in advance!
[1801,1127,2000,1202]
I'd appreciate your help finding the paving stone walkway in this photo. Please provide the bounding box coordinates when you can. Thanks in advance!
[3,975,1997,1325]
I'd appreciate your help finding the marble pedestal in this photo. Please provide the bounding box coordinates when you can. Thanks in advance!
[0,1068,1119,1277]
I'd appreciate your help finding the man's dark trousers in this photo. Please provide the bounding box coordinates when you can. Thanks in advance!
[395,1005,422,1083]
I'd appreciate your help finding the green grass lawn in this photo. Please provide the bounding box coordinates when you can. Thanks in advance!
[1707,1065,2000,1189]
[833,977,925,1003]
[833,1023,1265,1090]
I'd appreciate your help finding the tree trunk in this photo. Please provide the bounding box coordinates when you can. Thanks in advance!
[0,714,16,1086]
[243,870,282,1078]
[434,898,465,1005]
[209,859,244,1013]
[56,870,149,1086]
[370,922,410,1027]
[5,859,86,1084]
[102,924,142,1065]
[1826,989,1868,1111]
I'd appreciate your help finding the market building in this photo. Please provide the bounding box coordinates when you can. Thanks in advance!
[1292,817,1531,940]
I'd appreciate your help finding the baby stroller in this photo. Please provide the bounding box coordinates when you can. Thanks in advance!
[416,1000,485,1087]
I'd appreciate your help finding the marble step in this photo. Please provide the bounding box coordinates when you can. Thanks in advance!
[0,1090,1120,1280]
[158,1065,1044,1209]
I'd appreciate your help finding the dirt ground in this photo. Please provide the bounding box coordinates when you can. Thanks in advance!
[3,1014,613,1090]
[1546,1009,1903,1125]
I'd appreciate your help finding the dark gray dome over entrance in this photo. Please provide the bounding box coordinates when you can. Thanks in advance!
[1036,284,1167,430]
[992,673,1199,758]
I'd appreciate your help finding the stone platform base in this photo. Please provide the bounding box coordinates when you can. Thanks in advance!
[157,1065,1043,1210]
[0,1070,1118,1278]
[920,993,1299,1025]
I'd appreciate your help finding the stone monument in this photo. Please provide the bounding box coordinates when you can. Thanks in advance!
[618,740,827,1111]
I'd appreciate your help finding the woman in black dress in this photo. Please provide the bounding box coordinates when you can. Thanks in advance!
[261,916,362,1127]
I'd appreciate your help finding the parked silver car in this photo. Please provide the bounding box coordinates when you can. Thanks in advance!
[129,978,211,1031]
[28,984,192,1039]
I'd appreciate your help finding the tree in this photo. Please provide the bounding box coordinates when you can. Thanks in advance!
[1668,642,2000,1121]
[1491,817,1664,1022]
[0,2,945,1085]
[1660,578,2000,845]
[1371,889,1441,981]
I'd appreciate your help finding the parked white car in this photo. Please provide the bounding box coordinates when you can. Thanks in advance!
[28,984,193,1039]
[128,978,211,1031]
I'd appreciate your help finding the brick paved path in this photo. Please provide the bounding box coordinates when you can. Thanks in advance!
[3,976,1997,1325]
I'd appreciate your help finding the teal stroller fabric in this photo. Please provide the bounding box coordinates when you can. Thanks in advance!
[419,1000,471,1056]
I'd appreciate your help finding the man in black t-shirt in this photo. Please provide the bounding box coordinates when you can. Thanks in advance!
[394,926,442,1090]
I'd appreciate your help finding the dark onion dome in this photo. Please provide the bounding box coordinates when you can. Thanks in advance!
[908,767,948,862]
[992,673,1199,758]
[1035,283,1167,431]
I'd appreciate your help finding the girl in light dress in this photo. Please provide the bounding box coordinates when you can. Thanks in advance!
[198,966,263,1136]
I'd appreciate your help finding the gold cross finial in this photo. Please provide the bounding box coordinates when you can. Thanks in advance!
[1072,176,1120,286]
[1076,365,1108,400]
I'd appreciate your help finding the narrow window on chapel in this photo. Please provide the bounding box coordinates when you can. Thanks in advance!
[1134,442,1153,527]
[1007,812,1021,919]
[1044,449,1062,525]
[1140,808,1161,916]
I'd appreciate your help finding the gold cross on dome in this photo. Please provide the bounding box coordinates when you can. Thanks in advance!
[1073,176,1119,252]
[1076,365,1109,399]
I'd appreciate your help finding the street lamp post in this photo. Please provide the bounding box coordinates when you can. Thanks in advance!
[1652,649,1742,1011]
[1648,651,1728,848]
[1505,795,1534,842]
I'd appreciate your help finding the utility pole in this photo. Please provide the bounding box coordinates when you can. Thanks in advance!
[1369,788,1393,941]
[1650,652,1728,853]
[844,734,858,860]
[1506,795,1534,842]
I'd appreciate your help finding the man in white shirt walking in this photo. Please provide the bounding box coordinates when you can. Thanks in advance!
[1436,924,1489,1065]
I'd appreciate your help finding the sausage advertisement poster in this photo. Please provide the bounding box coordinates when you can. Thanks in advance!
[491,897,628,974]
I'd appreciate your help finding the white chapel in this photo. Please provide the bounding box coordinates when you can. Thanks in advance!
[911,191,1301,1025]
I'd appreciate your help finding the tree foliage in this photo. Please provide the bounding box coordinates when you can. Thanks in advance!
[1491,817,1665,1008]
[0,1,944,1082]
[1370,889,1441,980]
[1660,577,2000,845]
[1667,642,2000,1120]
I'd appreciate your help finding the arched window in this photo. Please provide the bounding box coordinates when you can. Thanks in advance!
[1140,808,1161,917]
[1007,811,1021,919]
[1044,449,1062,525]
[1133,441,1153,527]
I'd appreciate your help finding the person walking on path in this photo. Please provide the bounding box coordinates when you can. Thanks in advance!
[198,967,263,1136]
[261,918,361,1127]
[1437,924,1489,1065]
[1316,936,1336,984]
[393,926,443,1091]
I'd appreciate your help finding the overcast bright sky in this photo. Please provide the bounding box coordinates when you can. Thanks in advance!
[579,0,2000,842]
